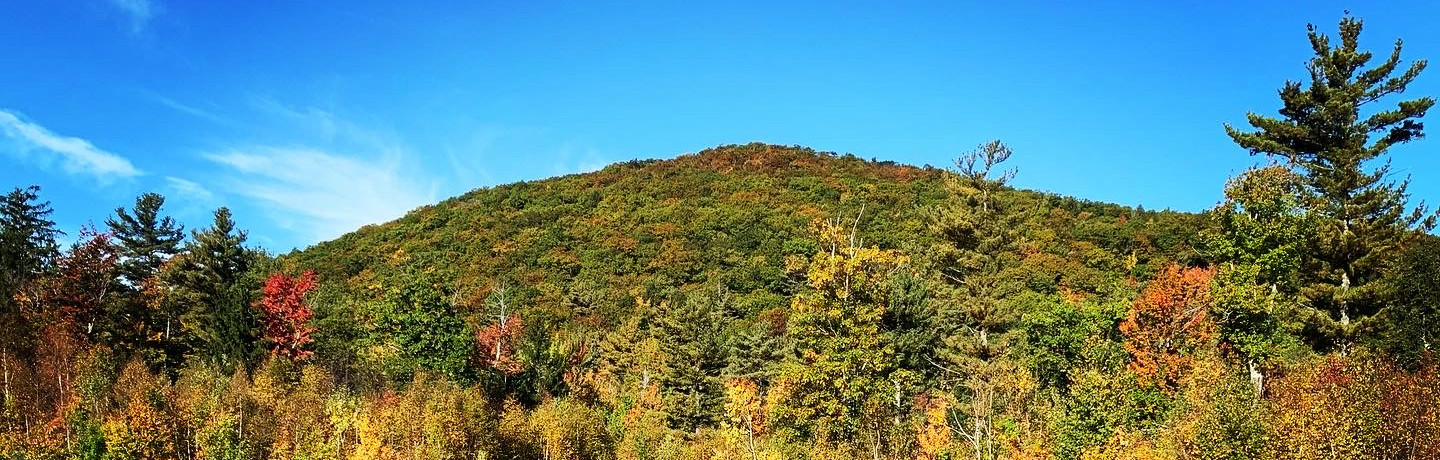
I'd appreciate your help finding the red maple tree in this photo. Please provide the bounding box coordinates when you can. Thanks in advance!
[256,270,318,361]
[18,226,118,339]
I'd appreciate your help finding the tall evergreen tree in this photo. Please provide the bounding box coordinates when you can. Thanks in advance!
[0,186,61,303]
[104,193,186,363]
[1225,16,1437,350]
[932,140,1022,361]
[930,141,1027,460]
[162,207,258,371]
[0,186,60,410]
[657,292,727,433]
[724,322,784,384]
[107,192,185,287]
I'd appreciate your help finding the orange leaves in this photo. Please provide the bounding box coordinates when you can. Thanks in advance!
[1120,264,1216,390]
[256,270,318,361]
[20,226,118,337]
[476,315,526,375]
[914,394,952,460]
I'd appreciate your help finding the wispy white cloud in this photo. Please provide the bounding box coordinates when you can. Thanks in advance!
[206,147,435,244]
[107,0,157,33]
[152,95,234,127]
[0,109,142,182]
[165,176,214,202]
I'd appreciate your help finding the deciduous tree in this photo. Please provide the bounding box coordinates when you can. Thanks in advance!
[1120,264,1215,391]
[255,270,318,361]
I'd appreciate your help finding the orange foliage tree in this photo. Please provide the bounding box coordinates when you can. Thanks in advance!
[476,315,525,375]
[1120,264,1216,390]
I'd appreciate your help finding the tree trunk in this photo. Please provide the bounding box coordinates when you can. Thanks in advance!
[1248,360,1264,396]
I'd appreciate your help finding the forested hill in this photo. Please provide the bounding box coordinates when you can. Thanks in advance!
[286,142,1204,325]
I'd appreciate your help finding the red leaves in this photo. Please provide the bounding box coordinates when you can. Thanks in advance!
[256,270,318,361]
[19,226,119,338]
[475,314,525,375]
[1120,264,1216,389]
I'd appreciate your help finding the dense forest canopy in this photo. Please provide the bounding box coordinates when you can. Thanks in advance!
[2,15,1440,460]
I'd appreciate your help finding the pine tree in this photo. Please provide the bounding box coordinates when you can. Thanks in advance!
[107,193,185,288]
[104,193,186,362]
[724,322,784,384]
[1225,16,1437,350]
[162,207,258,371]
[0,186,60,412]
[657,292,727,433]
[929,141,1026,460]
[0,186,60,316]
[932,140,1022,362]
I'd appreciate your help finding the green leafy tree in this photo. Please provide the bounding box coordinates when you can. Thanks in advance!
[374,273,474,383]
[1372,234,1440,367]
[1207,165,1310,390]
[773,217,908,448]
[1225,15,1437,350]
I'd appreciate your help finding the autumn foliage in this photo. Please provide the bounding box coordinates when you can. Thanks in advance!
[1120,264,1216,389]
[255,270,318,361]
[18,226,118,337]
[476,315,526,375]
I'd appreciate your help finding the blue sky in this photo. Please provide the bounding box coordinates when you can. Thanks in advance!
[2,1,1438,251]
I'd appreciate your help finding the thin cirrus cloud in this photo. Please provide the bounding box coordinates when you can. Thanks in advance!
[0,109,142,182]
[164,176,215,202]
[107,0,158,33]
[205,147,436,245]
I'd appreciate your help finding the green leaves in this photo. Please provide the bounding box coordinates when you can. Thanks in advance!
[373,274,475,384]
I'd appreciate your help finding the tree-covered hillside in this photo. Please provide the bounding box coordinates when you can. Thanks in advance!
[288,142,1201,330]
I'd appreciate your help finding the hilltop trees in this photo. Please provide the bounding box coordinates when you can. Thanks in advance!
[1225,15,1437,350]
